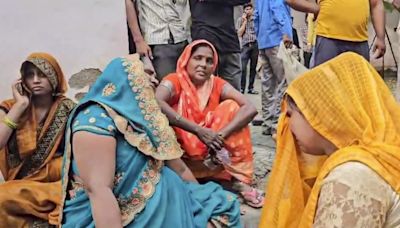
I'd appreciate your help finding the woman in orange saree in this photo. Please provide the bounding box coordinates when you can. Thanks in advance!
[156,40,264,208]
[0,53,75,227]
[260,52,400,227]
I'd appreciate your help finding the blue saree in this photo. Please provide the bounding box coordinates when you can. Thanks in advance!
[60,55,242,227]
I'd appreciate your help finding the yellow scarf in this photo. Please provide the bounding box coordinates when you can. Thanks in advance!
[260,52,400,227]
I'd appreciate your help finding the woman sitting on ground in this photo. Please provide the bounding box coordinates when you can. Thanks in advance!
[260,52,400,227]
[156,40,263,208]
[0,53,75,227]
[60,54,241,227]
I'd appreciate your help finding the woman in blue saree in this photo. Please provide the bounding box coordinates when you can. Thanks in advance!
[59,54,241,227]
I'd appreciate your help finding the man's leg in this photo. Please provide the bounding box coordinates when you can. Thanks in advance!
[151,41,188,80]
[248,43,259,92]
[304,51,312,68]
[313,36,341,67]
[260,49,276,135]
[264,46,286,133]
[240,45,251,93]
[218,53,242,91]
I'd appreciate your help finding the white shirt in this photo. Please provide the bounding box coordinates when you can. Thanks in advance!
[135,0,190,45]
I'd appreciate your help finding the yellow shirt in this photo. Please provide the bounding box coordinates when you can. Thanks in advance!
[316,0,370,41]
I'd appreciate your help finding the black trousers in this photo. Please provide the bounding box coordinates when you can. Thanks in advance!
[240,42,258,91]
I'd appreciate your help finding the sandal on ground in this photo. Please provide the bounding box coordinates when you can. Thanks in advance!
[247,89,259,95]
[240,188,265,208]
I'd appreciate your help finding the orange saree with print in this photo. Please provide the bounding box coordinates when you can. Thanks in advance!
[0,53,75,227]
[163,40,254,184]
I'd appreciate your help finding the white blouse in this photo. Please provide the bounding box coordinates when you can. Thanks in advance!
[313,162,400,228]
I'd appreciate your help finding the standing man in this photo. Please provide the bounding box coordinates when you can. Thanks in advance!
[237,3,259,94]
[286,0,386,66]
[254,0,293,137]
[190,0,250,90]
[125,0,190,80]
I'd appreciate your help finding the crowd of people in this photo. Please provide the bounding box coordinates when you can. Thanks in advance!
[0,0,399,227]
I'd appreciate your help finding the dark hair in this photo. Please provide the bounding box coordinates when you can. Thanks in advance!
[243,3,252,9]
[20,61,38,78]
[191,42,215,56]
[286,95,300,112]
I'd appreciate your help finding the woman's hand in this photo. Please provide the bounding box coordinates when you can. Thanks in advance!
[12,80,29,111]
[195,127,224,152]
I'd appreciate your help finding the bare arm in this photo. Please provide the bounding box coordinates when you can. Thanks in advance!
[165,158,198,183]
[0,108,23,149]
[370,0,386,58]
[285,0,319,15]
[125,0,153,58]
[155,84,202,134]
[155,82,224,152]
[237,17,247,37]
[370,0,385,40]
[0,80,29,149]
[73,132,122,228]
[218,84,258,139]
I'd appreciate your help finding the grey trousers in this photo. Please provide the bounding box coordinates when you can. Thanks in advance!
[217,52,242,90]
[259,46,286,132]
[313,36,369,67]
[151,41,188,80]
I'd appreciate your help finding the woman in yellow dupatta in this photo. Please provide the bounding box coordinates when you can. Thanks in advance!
[260,52,400,227]
[0,53,75,227]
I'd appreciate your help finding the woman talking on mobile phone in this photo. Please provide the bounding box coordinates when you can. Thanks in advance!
[0,52,75,227]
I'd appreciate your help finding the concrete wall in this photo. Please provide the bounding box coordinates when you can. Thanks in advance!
[0,1,128,101]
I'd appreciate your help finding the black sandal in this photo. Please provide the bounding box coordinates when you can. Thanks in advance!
[247,89,259,94]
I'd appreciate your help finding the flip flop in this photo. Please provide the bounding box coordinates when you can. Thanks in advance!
[247,90,259,94]
[241,188,265,208]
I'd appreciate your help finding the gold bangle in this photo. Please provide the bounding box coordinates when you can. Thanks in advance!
[2,116,18,130]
